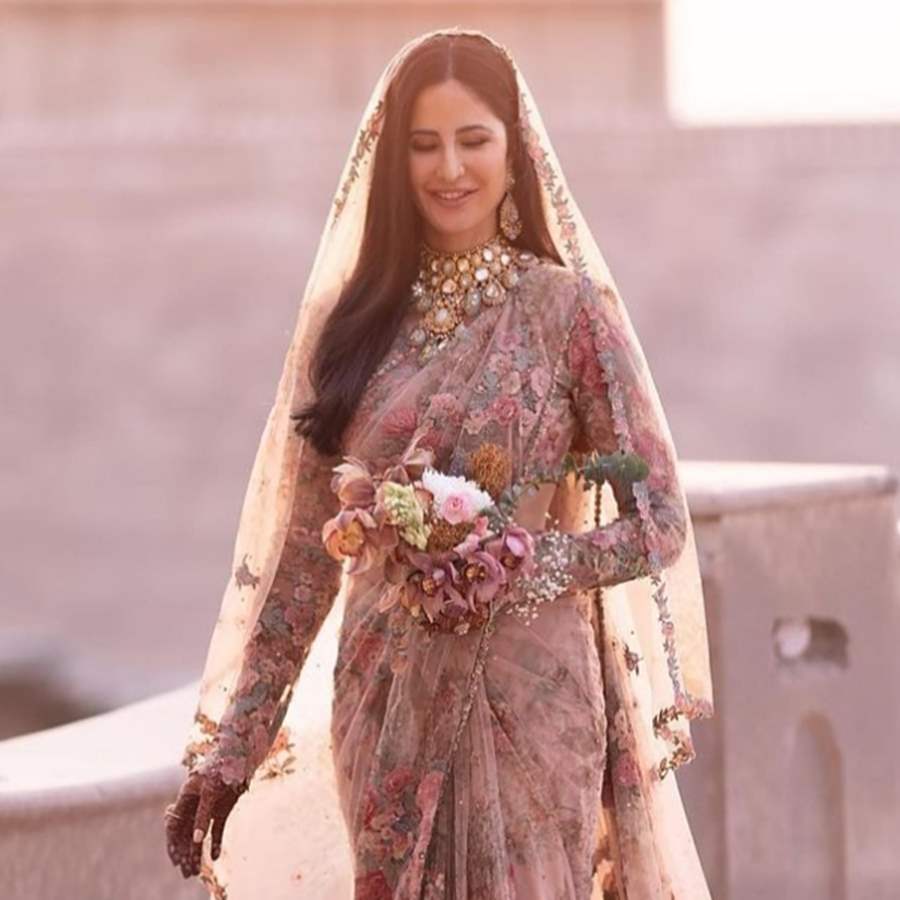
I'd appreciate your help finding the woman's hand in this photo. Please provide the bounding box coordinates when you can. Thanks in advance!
[164,768,248,879]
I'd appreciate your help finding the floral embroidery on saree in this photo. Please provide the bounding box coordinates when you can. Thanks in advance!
[190,257,704,896]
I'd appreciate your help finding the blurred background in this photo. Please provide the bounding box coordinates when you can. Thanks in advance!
[1,1,898,898]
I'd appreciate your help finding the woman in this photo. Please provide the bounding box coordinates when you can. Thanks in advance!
[165,28,714,899]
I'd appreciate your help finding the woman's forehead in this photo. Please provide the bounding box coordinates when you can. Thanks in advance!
[409,79,502,131]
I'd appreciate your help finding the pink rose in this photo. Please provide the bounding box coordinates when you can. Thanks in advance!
[439,492,475,525]
[497,330,519,352]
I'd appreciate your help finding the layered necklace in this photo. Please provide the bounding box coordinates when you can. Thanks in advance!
[406,233,538,365]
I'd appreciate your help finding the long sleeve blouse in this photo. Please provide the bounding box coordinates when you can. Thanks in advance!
[200,442,343,789]
[523,275,688,598]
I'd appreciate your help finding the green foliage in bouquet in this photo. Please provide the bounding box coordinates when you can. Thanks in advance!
[484,449,649,533]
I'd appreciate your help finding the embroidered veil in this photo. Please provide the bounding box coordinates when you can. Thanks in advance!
[179,26,715,898]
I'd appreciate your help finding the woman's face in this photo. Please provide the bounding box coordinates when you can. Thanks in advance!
[408,78,509,253]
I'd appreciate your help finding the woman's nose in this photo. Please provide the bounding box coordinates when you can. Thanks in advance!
[436,147,464,182]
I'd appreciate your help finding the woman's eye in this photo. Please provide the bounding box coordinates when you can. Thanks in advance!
[410,138,489,153]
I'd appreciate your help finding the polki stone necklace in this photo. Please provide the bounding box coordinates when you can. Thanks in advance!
[407,233,538,366]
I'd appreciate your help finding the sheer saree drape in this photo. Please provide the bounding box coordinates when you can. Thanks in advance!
[179,27,715,899]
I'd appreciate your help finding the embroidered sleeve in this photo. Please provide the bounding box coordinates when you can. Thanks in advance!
[198,441,343,789]
[530,277,688,593]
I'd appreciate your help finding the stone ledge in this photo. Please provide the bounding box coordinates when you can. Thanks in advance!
[681,460,897,519]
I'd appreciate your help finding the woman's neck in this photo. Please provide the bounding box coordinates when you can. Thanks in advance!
[420,230,507,259]
[420,222,502,255]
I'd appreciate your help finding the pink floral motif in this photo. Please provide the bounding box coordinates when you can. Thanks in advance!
[501,370,522,395]
[497,330,520,352]
[520,406,539,431]
[491,394,520,425]
[194,246,704,895]
[282,586,317,626]
[355,632,385,672]
[529,366,551,398]
[382,406,419,441]
[568,318,608,395]
[486,351,513,377]
[427,392,466,424]
[463,407,490,436]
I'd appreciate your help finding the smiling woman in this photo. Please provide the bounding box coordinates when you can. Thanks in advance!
[167,27,715,900]
[407,80,510,252]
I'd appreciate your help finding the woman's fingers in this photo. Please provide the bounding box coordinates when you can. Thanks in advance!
[164,776,202,878]
[210,805,227,861]
[164,772,243,877]
[188,779,218,877]
[210,781,244,860]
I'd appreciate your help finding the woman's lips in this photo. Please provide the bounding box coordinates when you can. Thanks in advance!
[429,188,476,209]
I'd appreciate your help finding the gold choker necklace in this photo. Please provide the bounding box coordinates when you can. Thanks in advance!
[407,234,537,364]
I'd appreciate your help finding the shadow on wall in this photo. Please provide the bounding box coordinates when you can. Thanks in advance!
[0,631,111,741]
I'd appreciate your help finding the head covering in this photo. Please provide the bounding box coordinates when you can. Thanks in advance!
[180,26,714,896]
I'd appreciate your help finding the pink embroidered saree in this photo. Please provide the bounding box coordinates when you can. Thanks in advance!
[179,28,714,900]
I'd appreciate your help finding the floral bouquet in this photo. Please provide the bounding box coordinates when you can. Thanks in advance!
[321,430,535,634]
[321,427,650,635]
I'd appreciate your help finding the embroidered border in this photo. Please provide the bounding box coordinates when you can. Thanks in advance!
[517,88,713,777]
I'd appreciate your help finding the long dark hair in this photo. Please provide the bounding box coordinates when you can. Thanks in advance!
[292,33,563,457]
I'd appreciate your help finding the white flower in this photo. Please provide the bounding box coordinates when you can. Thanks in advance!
[421,467,494,524]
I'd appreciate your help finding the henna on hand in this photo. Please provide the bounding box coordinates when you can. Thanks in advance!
[164,769,247,879]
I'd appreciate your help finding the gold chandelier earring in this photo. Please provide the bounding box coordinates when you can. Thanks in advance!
[499,166,522,241]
